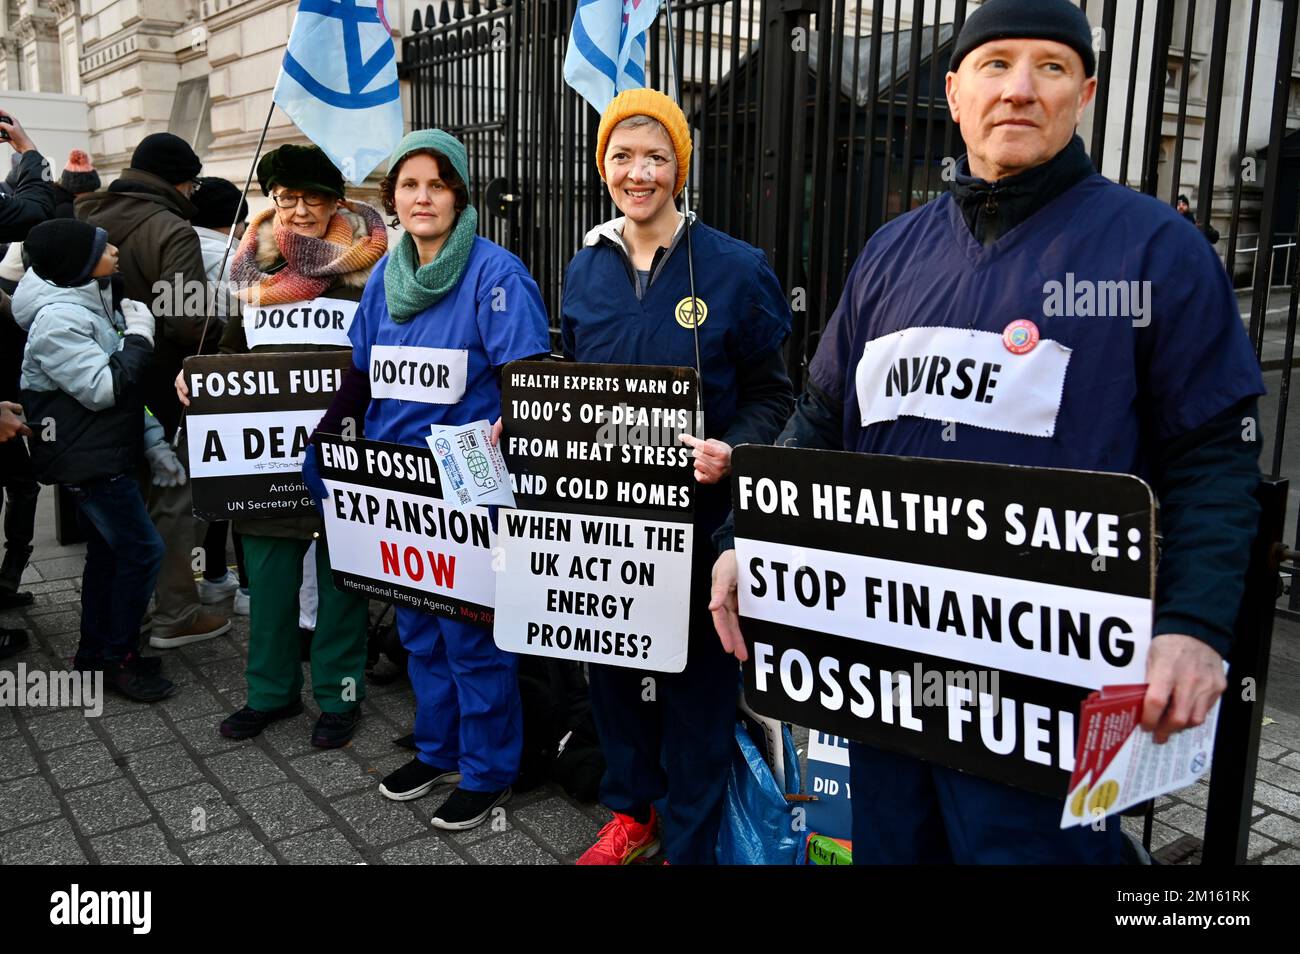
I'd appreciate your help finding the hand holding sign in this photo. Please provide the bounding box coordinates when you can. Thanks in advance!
[680,434,732,484]
[1141,634,1228,744]
[709,549,748,662]
[175,369,190,407]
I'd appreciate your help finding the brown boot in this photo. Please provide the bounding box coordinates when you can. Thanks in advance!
[149,612,231,650]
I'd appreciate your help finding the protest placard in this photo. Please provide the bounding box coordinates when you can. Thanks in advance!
[732,445,1155,796]
[184,351,351,521]
[493,361,698,672]
[316,434,497,627]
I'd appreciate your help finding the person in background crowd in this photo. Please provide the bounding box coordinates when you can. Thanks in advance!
[0,110,53,238]
[52,150,101,219]
[0,108,54,652]
[178,145,387,748]
[304,129,551,829]
[190,176,250,614]
[710,0,1263,864]
[77,133,230,650]
[12,219,182,700]
[560,89,794,864]
[1176,192,1220,244]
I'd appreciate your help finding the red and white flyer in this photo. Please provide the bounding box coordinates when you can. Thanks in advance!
[1059,684,1219,828]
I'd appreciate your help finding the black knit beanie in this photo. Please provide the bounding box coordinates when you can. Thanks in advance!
[191,177,249,229]
[950,0,1096,77]
[25,220,109,288]
[130,132,203,185]
[60,149,101,195]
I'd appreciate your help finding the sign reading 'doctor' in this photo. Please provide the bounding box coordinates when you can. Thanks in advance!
[184,351,351,521]
[316,435,496,627]
[493,361,698,672]
[732,446,1155,797]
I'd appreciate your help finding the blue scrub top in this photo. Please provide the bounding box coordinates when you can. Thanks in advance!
[351,236,552,447]
[560,219,790,440]
[809,174,1265,477]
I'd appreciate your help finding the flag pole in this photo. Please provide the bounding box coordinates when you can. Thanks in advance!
[659,0,705,436]
[174,99,276,448]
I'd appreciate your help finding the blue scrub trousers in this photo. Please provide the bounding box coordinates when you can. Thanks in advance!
[849,742,1124,864]
[586,551,738,865]
[397,607,522,792]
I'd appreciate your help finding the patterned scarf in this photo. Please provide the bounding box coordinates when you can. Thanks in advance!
[231,200,388,306]
[384,205,479,322]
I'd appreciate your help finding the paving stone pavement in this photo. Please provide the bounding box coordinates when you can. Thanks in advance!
[3,493,1300,864]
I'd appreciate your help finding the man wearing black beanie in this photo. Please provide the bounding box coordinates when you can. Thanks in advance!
[76,132,230,650]
[710,0,1264,864]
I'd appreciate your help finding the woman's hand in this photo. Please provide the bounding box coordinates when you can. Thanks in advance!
[680,434,732,484]
[175,369,190,407]
[488,416,503,447]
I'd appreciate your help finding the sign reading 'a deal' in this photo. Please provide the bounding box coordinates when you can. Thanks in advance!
[184,351,351,521]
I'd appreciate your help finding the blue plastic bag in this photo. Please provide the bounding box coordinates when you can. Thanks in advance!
[715,720,803,865]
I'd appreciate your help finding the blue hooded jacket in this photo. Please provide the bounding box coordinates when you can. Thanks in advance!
[12,268,161,484]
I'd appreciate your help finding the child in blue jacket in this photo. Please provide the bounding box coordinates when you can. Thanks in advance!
[12,219,185,701]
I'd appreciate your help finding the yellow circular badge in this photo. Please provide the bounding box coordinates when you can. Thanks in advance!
[675,296,708,329]
[1087,779,1120,815]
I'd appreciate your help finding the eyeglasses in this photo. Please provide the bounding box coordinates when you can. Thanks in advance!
[272,191,330,209]
[190,179,203,194]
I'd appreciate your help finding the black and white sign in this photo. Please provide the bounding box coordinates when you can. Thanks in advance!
[317,435,496,627]
[369,345,468,404]
[493,361,698,672]
[854,326,1072,438]
[732,445,1155,796]
[243,297,359,349]
[184,351,351,521]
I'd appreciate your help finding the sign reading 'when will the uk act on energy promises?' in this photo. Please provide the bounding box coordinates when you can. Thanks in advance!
[731,445,1156,797]
[493,361,699,673]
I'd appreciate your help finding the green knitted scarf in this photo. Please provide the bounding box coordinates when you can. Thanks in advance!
[385,205,479,322]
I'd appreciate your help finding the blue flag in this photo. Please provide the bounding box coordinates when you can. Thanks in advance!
[273,0,403,184]
[564,0,662,113]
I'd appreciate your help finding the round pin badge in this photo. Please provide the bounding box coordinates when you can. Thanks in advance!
[1002,319,1039,355]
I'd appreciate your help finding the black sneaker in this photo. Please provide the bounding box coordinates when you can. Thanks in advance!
[0,591,34,610]
[392,732,417,750]
[219,700,304,739]
[311,709,360,748]
[430,786,512,831]
[378,757,461,801]
[105,653,177,703]
[0,627,29,661]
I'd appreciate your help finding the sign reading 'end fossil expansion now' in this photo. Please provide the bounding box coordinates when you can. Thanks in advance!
[184,351,352,521]
[492,361,699,672]
[316,434,497,627]
[731,445,1155,797]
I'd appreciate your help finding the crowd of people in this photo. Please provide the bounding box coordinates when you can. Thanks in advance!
[0,0,1266,864]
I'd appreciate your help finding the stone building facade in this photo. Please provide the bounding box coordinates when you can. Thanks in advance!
[2,0,1298,244]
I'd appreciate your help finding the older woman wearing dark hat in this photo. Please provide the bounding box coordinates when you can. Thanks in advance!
[177,144,388,748]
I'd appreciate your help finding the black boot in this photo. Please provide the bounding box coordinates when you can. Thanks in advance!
[0,545,33,603]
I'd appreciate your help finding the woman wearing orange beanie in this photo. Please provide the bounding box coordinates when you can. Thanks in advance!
[561,89,795,864]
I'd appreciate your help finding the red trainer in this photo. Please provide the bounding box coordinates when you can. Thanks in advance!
[576,809,660,865]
